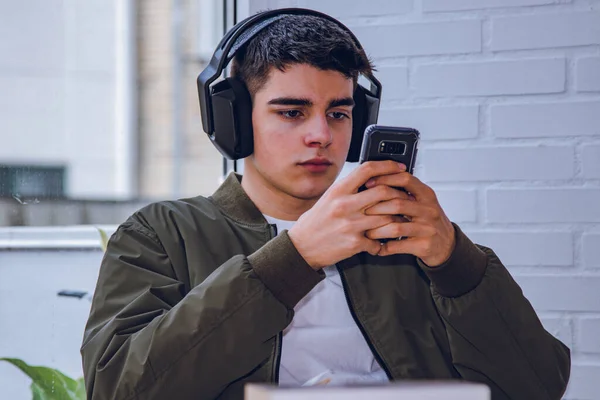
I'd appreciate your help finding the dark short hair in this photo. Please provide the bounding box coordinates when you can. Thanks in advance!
[231,13,375,97]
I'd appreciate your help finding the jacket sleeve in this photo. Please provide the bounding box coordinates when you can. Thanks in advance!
[419,224,571,400]
[80,217,322,400]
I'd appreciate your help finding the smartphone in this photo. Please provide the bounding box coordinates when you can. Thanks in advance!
[358,124,420,172]
[358,125,420,242]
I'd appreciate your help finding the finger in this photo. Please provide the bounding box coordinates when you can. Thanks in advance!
[377,237,425,257]
[364,198,434,218]
[369,189,411,202]
[366,173,436,203]
[360,236,384,256]
[353,184,408,211]
[365,222,435,241]
[353,214,395,232]
[337,161,406,194]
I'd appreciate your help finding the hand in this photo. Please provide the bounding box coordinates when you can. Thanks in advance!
[288,161,407,270]
[363,172,456,267]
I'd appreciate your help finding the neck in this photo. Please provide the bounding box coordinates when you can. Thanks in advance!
[241,162,318,221]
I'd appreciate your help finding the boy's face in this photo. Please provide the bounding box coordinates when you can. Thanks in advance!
[246,63,355,201]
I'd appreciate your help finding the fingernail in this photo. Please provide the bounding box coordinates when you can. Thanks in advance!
[398,163,407,171]
[365,179,375,188]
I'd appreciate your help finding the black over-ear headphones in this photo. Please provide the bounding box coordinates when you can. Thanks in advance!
[197,8,382,162]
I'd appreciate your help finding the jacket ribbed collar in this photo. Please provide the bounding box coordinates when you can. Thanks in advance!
[209,172,268,226]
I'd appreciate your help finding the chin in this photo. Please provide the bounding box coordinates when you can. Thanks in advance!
[293,188,327,200]
[291,176,335,200]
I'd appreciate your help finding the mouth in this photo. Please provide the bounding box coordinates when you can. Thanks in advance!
[298,158,333,173]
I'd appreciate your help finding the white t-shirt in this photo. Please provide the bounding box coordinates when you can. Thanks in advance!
[264,215,389,387]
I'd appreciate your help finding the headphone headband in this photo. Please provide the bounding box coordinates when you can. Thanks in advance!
[197,8,382,161]
[198,8,381,135]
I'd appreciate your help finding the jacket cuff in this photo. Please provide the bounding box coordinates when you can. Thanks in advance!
[248,230,324,309]
[418,223,488,298]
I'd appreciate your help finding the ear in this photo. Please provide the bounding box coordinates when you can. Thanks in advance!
[209,77,254,160]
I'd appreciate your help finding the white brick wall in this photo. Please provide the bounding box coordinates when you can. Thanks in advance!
[583,233,600,269]
[577,57,600,92]
[487,188,600,223]
[260,1,600,398]
[578,318,600,354]
[414,58,566,97]
[422,0,557,12]
[420,145,576,181]
[491,101,600,138]
[300,0,413,17]
[375,65,409,102]
[352,20,482,57]
[379,106,479,140]
[569,365,600,400]
[583,145,600,179]
[435,189,478,223]
[465,231,573,266]
[491,12,600,51]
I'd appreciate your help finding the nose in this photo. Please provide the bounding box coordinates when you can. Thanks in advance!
[304,115,332,148]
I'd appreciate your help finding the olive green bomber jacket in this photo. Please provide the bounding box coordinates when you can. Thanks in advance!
[81,173,570,400]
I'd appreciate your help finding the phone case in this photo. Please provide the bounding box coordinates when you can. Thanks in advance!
[358,124,420,174]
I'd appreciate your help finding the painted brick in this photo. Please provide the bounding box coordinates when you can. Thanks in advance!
[540,317,573,350]
[486,189,600,223]
[375,66,409,102]
[491,101,600,138]
[577,57,600,92]
[419,146,575,182]
[582,145,600,179]
[352,20,481,58]
[578,318,600,353]
[565,365,600,400]
[423,0,556,12]
[414,59,565,97]
[378,106,479,140]
[300,0,412,18]
[491,12,600,51]
[432,188,478,223]
[582,233,600,269]
[465,231,573,266]
[514,275,600,312]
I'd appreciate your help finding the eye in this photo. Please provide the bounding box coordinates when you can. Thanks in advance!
[278,110,303,119]
[328,111,350,120]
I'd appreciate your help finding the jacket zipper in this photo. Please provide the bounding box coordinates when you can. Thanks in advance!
[336,264,394,381]
[268,223,283,384]
[271,329,283,383]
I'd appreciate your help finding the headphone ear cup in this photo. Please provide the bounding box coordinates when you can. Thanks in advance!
[210,77,254,160]
[348,85,380,162]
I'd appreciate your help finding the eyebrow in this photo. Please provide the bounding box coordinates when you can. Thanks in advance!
[267,97,355,108]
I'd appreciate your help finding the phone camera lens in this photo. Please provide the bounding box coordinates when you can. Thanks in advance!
[379,141,407,155]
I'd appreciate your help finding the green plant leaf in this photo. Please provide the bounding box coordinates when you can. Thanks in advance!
[0,358,78,400]
[75,377,87,399]
[96,227,109,252]
[31,382,49,400]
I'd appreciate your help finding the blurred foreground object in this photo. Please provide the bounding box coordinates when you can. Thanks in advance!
[245,381,490,400]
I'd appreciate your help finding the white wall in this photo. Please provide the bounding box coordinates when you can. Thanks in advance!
[254,1,600,399]
[0,242,105,399]
[0,0,136,199]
